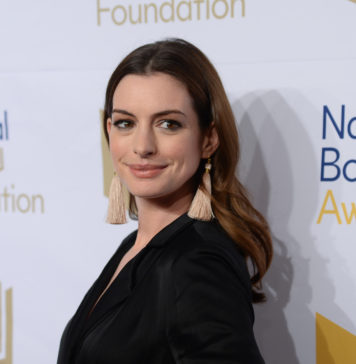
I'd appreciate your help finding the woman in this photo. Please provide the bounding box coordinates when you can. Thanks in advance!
[57,38,273,363]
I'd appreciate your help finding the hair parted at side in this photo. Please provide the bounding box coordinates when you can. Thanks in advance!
[103,38,273,303]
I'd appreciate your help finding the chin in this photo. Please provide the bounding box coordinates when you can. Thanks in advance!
[130,190,170,200]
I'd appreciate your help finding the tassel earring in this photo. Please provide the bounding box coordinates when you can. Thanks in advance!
[188,158,213,221]
[106,172,127,224]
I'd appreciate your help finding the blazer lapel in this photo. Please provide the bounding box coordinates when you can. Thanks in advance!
[63,231,136,362]
[83,256,135,331]
[75,213,194,353]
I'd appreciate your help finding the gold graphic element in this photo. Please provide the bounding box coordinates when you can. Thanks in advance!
[316,312,356,364]
[348,0,356,3]
[0,283,13,364]
[100,110,113,197]
[0,148,4,172]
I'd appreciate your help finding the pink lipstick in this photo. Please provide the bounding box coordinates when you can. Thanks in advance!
[128,164,167,178]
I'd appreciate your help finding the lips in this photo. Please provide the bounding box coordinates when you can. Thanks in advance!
[127,163,168,178]
[129,164,167,170]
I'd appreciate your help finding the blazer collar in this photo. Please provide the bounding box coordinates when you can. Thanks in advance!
[123,212,194,249]
[143,212,194,248]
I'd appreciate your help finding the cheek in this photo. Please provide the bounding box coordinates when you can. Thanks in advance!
[169,137,202,172]
[110,143,120,158]
[109,136,127,160]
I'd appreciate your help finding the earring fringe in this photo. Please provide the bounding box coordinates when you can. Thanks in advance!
[188,159,213,221]
[106,174,127,224]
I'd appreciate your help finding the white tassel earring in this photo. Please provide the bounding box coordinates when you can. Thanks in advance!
[106,172,127,224]
[188,158,213,221]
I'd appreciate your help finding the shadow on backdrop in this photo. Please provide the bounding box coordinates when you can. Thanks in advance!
[231,90,352,364]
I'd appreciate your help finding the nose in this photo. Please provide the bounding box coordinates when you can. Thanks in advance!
[132,125,157,157]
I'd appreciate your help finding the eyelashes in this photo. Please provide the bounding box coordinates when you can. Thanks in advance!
[159,120,182,130]
[112,119,183,131]
[112,119,134,129]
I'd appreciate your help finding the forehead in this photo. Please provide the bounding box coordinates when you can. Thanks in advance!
[112,73,194,111]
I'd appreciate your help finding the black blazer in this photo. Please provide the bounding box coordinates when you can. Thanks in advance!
[57,213,265,363]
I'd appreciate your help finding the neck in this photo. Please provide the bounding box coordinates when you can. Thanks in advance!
[133,189,194,250]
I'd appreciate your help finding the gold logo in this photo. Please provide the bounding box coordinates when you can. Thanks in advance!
[348,0,356,3]
[0,283,13,364]
[0,148,4,172]
[316,312,356,364]
[100,110,113,197]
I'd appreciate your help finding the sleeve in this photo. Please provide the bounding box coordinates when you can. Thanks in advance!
[167,245,265,364]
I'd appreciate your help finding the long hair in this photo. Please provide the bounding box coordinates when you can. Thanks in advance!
[103,38,273,303]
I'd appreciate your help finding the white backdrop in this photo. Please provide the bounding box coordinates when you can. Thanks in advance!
[1,1,355,363]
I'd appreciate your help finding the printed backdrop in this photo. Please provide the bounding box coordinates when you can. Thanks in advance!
[0,0,355,363]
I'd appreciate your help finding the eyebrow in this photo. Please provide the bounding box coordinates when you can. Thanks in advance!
[112,108,186,118]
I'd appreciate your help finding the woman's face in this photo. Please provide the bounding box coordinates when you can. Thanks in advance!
[107,72,217,206]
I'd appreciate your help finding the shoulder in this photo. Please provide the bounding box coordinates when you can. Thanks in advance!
[162,219,263,362]
[167,218,252,300]
[169,218,247,273]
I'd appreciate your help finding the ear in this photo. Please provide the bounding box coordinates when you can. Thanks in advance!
[201,122,219,159]
[106,117,112,137]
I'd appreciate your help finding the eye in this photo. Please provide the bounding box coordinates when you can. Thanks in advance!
[112,119,134,129]
[159,120,182,130]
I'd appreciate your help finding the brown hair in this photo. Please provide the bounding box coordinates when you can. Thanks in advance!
[103,38,273,303]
